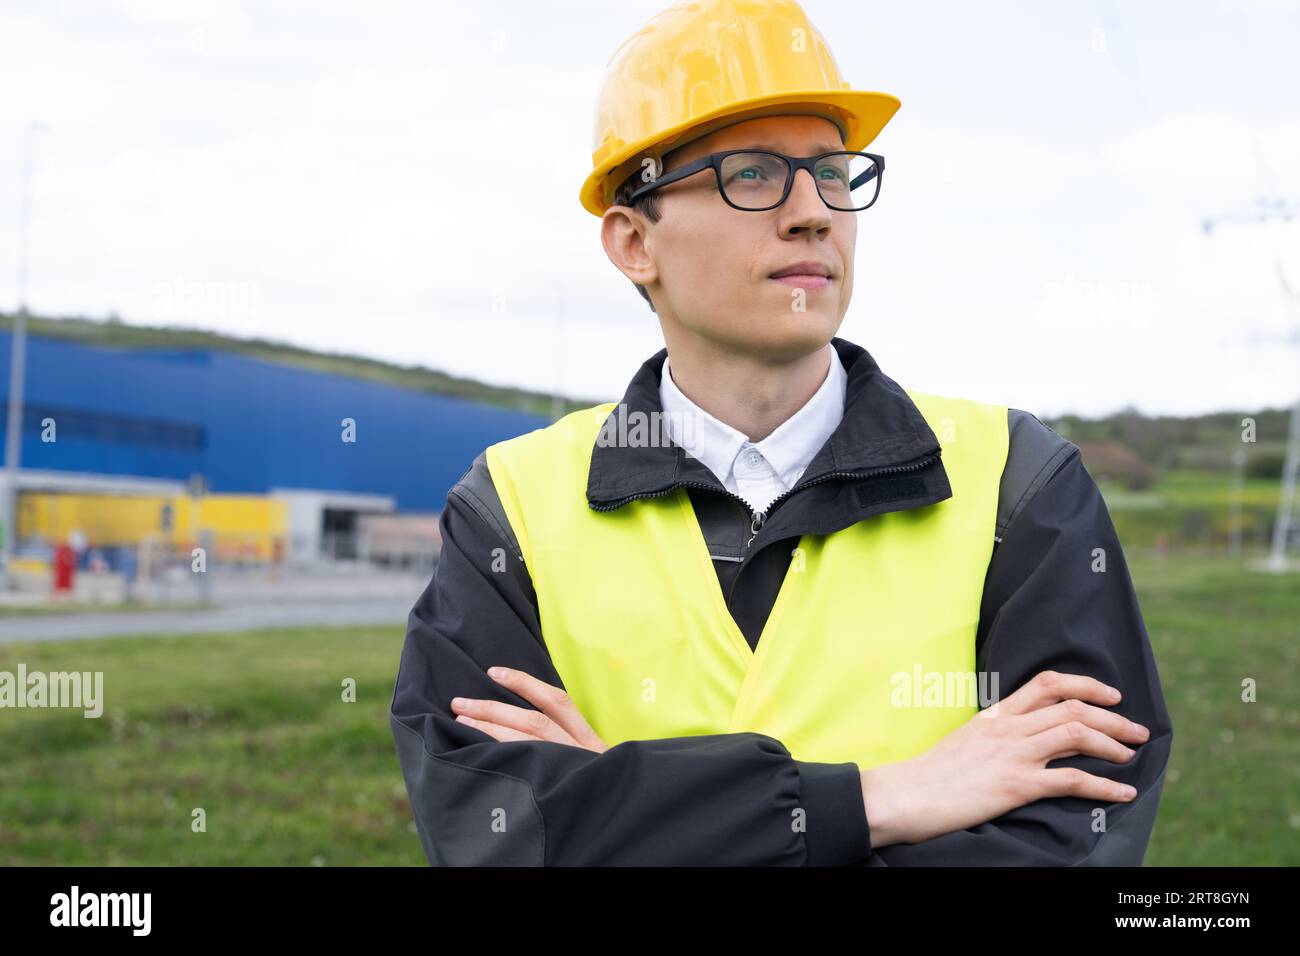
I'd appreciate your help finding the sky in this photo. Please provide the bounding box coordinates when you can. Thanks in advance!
[1,0,1299,418]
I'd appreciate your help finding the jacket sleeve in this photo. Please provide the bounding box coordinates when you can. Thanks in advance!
[868,436,1174,866]
[389,455,871,866]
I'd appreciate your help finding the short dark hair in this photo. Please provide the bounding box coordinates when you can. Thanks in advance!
[611,167,665,313]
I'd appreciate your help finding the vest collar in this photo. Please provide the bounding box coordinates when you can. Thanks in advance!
[587,336,949,511]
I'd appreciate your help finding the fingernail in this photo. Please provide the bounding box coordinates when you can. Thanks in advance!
[1135,723,1150,738]
[1122,785,1137,798]
[1109,687,1122,700]
[451,697,467,709]
[488,667,506,680]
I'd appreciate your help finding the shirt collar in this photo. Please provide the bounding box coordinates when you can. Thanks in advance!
[587,336,945,510]
[659,344,846,491]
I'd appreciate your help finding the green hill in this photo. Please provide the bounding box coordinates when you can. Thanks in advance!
[4,311,1293,468]
[0,311,601,419]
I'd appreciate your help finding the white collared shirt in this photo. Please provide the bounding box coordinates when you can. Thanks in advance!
[659,344,847,514]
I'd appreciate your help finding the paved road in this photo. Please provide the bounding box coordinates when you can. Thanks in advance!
[0,568,430,643]
[0,598,417,644]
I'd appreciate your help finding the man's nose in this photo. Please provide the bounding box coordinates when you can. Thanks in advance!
[779,167,833,237]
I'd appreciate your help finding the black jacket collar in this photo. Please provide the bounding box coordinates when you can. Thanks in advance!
[587,336,950,512]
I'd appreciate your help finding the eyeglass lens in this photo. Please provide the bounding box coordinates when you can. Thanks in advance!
[717,151,880,211]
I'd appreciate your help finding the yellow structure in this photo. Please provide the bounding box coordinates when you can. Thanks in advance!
[17,492,288,562]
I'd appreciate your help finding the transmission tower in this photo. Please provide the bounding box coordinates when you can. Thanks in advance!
[1202,156,1300,571]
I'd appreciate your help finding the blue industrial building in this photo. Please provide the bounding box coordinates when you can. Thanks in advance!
[0,329,550,515]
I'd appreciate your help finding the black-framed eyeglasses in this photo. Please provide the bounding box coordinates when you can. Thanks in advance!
[623,148,885,212]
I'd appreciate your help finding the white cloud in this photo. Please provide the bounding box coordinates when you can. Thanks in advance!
[0,0,1296,417]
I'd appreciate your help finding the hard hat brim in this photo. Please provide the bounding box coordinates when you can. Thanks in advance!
[579,89,901,218]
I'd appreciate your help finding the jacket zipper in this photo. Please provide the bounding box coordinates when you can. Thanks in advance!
[740,451,940,550]
[590,449,942,555]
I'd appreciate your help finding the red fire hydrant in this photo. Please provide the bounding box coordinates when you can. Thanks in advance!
[52,542,76,594]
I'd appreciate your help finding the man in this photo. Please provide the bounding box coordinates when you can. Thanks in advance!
[390,0,1172,866]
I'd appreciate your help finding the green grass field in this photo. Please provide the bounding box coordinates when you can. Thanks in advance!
[1,548,1296,865]
[0,627,424,865]
[0,600,217,617]
[1120,550,1300,865]
[1096,472,1283,551]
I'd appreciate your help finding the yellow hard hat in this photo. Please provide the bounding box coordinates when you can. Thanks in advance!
[579,0,901,217]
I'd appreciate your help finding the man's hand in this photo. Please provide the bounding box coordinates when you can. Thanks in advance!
[450,666,609,753]
[861,670,1151,847]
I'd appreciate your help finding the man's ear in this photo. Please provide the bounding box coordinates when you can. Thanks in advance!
[601,206,658,288]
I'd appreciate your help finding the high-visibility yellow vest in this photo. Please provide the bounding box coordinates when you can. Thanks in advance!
[485,389,1009,770]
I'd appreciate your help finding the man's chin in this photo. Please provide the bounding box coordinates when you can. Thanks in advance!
[762,307,839,337]
[729,314,840,361]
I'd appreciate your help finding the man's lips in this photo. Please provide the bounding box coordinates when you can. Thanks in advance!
[769,273,831,290]
[768,260,833,290]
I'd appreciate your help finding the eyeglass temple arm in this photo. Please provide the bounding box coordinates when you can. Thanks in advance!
[849,160,882,191]
[624,154,715,203]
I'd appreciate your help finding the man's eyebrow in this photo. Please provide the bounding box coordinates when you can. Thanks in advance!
[740,143,845,154]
